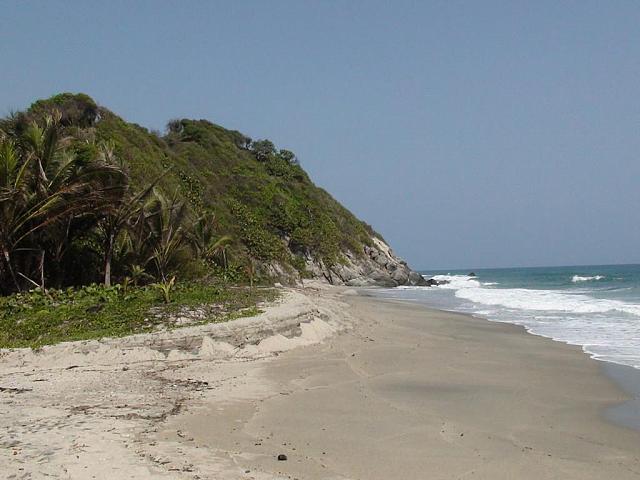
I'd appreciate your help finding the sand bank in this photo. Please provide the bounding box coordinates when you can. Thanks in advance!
[2,287,640,479]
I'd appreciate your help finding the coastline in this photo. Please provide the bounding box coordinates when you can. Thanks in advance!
[2,286,640,478]
[364,288,640,433]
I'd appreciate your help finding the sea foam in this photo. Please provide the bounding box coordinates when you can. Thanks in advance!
[572,275,605,283]
[403,273,640,369]
[455,283,640,316]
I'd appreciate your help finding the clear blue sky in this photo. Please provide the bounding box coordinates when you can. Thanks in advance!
[2,1,640,269]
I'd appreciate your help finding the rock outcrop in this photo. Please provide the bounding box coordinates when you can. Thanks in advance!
[303,237,426,287]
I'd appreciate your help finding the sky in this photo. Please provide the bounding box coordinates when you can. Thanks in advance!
[2,1,640,270]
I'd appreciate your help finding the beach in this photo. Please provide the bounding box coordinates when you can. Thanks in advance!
[2,286,640,479]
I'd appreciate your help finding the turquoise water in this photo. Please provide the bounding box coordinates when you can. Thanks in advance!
[377,264,640,369]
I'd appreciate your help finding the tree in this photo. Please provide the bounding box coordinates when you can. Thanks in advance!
[97,143,162,286]
[166,119,183,134]
[21,116,123,287]
[0,136,32,291]
[251,139,276,162]
[145,190,188,281]
[278,149,298,165]
[0,113,125,292]
[187,211,233,269]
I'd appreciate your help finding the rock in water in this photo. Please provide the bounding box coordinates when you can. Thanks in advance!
[425,278,451,287]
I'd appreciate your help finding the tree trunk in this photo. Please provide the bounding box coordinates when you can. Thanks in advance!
[103,233,114,287]
[2,247,21,292]
[221,248,228,283]
[53,218,71,288]
[39,250,46,293]
[248,258,254,291]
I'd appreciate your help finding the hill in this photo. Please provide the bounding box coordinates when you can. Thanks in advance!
[1,93,425,289]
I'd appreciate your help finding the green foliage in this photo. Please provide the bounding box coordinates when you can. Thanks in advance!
[157,116,375,274]
[151,275,176,303]
[128,264,151,286]
[1,93,380,293]
[0,283,278,348]
[0,111,125,293]
[176,168,204,209]
[278,149,298,165]
[251,139,276,162]
[28,93,99,127]
[229,198,286,261]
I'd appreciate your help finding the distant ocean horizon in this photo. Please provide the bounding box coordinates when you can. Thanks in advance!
[377,264,640,370]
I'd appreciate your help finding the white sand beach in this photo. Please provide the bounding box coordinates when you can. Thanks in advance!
[2,286,640,479]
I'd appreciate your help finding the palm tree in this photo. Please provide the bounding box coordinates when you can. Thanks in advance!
[0,113,125,291]
[20,117,124,287]
[145,189,188,282]
[96,142,161,286]
[0,136,32,291]
[0,136,84,291]
[187,211,232,269]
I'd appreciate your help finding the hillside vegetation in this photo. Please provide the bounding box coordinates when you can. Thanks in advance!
[0,93,423,299]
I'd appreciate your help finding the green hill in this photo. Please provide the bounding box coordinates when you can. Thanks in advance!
[1,93,425,289]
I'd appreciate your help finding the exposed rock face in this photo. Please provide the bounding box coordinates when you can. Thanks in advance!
[304,237,427,287]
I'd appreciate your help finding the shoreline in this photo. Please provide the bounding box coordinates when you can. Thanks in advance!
[2,286,640,478]
[363,294,640,434]
[363,289,640,433]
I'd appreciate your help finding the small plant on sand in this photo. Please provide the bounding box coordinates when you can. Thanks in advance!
[152,275,176,303]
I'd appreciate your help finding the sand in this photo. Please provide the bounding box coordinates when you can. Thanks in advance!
[2,286,640,479]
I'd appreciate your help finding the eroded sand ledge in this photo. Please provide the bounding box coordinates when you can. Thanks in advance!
[2,286,640,479]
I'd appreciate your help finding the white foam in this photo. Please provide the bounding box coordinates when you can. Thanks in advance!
[456,286,640,317]
[572,275,604,283]
[422,274,640,317]
[431,274,481,289]
[415,274,640,369]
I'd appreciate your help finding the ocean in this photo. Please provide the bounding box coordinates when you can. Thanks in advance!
[377,264,640,370]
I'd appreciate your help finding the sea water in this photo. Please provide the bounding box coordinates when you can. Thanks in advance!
[378,264,640,370]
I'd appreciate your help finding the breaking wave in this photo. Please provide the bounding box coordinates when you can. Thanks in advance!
[572,275,604,283]
[401,273,640,369]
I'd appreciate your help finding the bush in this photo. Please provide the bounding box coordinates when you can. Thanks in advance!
[0,283,278,348]
[29,92,100,127]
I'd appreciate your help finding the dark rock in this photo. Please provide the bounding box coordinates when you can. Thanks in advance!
[409,271,428,286]
[425,278,450,287]
[468,272,476,277]
[277,454,287,461]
